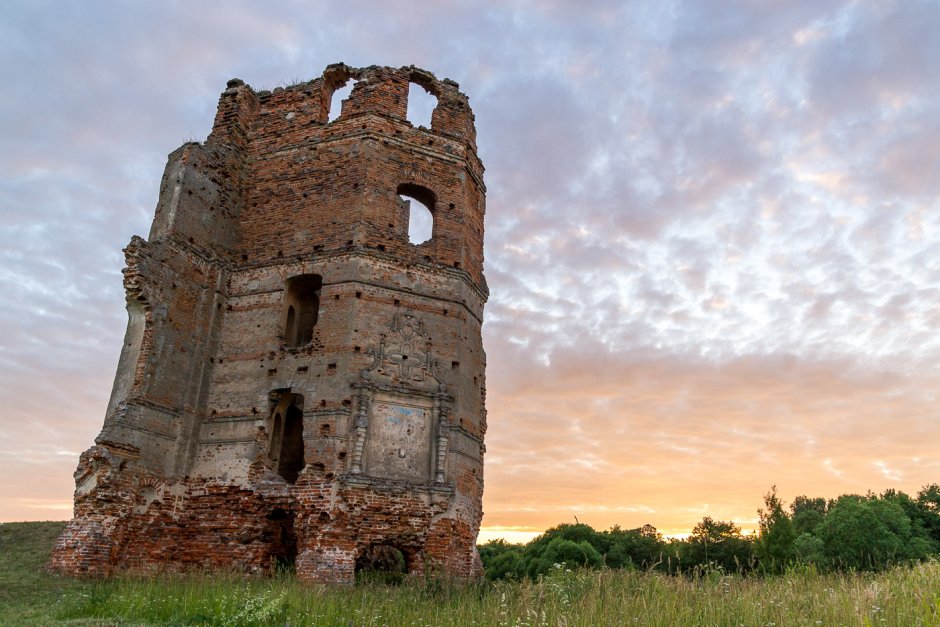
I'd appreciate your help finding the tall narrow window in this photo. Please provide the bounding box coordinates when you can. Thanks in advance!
[268,392,305,484]
[283,274,322,347]
[397,184,435,245]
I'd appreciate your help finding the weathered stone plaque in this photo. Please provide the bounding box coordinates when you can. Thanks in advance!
[365,394,434,481]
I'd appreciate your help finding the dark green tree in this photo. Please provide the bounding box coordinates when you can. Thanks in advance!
[478,539,526,581]
[755,486,796,573]
[916,483,940,545]
[543,538,604,568]
[816,494,931,570]
[790,495,827,536]
[522,523,607,579]
[683,517,754,573]
[791,532,825,566]
[604,524,665,570]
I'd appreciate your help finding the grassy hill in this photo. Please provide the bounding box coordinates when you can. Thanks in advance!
[1,520,938,625]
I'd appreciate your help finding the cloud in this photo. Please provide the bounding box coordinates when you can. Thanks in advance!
[2,0,940,535]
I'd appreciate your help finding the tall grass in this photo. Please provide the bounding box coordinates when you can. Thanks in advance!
[2,522,939,625]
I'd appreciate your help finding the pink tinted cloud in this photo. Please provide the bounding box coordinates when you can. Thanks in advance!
[3,1,940,536]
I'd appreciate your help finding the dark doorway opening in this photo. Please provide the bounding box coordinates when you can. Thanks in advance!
[266,507,297,573]
[355,544,408,585]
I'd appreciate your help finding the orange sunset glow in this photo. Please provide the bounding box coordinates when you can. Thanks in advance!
[3,1,940,545]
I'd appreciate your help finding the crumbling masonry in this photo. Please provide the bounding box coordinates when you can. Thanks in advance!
[50,64,488,583]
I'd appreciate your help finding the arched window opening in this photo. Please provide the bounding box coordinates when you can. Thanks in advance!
[397,183,435,245]
[268,391,305,484]
[406,82,438,128]
[328,80,357,123]
[283,274,321,347]
[355,544,408,585]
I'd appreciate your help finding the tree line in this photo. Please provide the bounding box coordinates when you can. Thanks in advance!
[478,484,940,580]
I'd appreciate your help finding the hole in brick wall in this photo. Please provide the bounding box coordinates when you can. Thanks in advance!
[354,346,361,352]
[327,363,336,371]
[407,82,437,128]
[356,291,362,298]
[394,299,400,307]
[356,544,408,585]
[398,183,435,245]
[452,361,460,369]
[266,508,297,572]
[338,451,347,460]
[328,79,357,122]
[312,462,325,471]
[377,244,385,251]
[453,261,460,268]
[342,398,351,405]
[297,366,308,372]
[320,424,330,435]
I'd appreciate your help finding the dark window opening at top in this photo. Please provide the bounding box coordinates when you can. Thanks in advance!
[397,183,435,245]
[328,80,357,123]
[406,82,437,129]
[283,274,322,346]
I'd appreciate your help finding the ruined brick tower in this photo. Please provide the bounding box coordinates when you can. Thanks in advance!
[50,63,488,583]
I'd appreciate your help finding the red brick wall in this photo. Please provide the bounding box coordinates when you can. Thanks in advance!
[51,64,487,584]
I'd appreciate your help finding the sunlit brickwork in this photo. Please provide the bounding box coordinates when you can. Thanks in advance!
[50,63,488,583]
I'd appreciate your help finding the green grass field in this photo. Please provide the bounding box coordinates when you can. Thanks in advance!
[2,521,939,625]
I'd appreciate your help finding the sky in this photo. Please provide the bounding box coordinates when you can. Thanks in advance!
[2,0,940,542]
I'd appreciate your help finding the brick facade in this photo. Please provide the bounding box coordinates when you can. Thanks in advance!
[50,64,488,583]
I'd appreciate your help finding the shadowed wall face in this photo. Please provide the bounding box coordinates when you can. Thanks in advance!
[49,63,488,583]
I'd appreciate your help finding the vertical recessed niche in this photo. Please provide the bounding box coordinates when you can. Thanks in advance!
[268,391,305,484]
[283,274,322,347]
